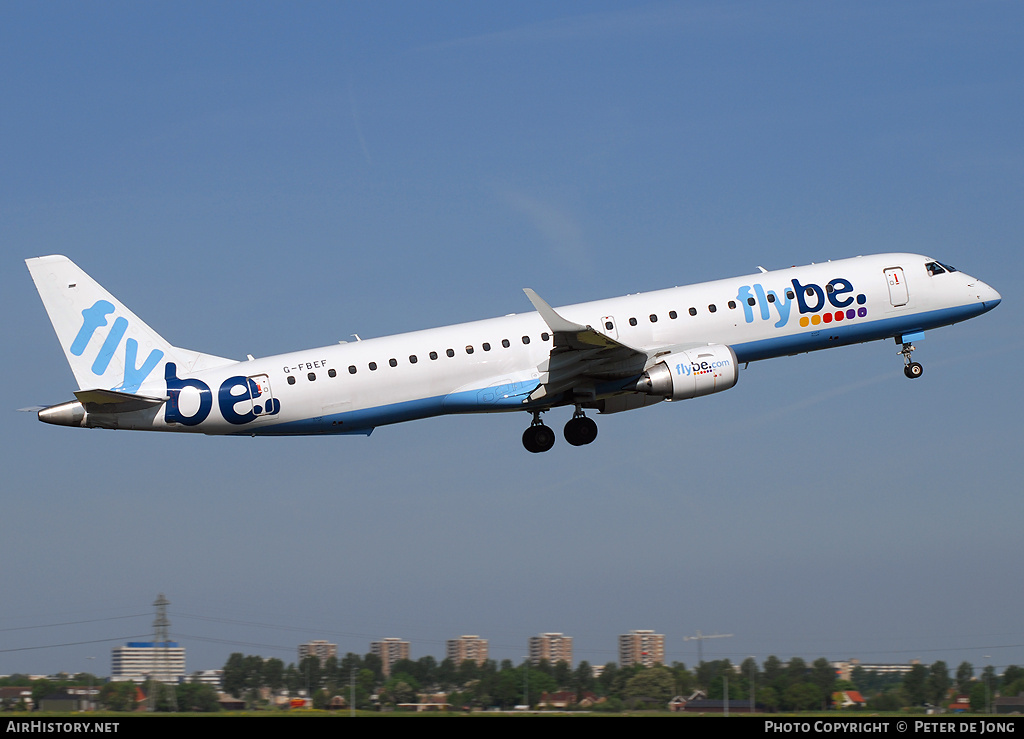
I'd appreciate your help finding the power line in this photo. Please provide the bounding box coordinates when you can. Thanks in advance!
[0,635,150,654]
[0,614,148,633]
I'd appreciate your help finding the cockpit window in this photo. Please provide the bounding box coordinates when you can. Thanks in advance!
[926,260,958,276]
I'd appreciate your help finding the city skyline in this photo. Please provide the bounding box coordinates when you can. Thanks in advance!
[2,610,1019,680]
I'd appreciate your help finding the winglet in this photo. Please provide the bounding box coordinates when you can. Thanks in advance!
[523,288,587,333]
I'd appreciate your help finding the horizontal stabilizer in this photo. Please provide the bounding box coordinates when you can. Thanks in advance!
[73,388,166,414]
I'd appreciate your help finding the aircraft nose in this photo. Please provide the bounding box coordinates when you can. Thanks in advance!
[975,280,1001,310]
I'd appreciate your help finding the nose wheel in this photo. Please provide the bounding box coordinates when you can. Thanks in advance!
[563,410,598,447]
[899,342,923,379]
[522,412,556,453]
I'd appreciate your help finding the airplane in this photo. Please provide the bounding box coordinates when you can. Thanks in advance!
[25,253,1000,452]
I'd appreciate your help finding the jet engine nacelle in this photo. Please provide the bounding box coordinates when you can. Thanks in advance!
[636,344,739,400]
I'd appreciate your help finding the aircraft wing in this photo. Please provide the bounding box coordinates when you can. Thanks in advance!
[523,288,649,402]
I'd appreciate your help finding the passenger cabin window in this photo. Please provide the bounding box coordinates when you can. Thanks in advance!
[728,301,736,309]
[541,332,550,341]
[502,339,510,348]
[522,336,531,344]
[669,310,677,319]
[767,293,776,303]
[629,317,637,326]
[465,345,474,354]
[649,314,658,323]
[389,358,397,367]
[287,375,296,385]
[482,342,491,351]
[409,355,417,364]
[446,348,455,358]
[747,297,756,306]
[348,365,356,374]
[708,304,717,313]
[328,368,337,378]
[429,351,438,360]
[369,362,377,371]
[307,372,316,381]
[605,321,614,330]
[688,307,697,316]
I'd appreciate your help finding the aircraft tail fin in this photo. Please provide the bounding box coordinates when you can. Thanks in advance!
[26,255,236,392]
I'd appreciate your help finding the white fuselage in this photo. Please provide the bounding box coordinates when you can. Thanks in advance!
[36,253,1001,437]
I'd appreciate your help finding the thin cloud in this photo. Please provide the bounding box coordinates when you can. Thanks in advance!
[496,186,592,273]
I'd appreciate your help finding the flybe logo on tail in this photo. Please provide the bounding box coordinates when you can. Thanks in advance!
[736,278,868,329]
[71,300,164,393]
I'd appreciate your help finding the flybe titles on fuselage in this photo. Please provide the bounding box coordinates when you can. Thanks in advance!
[164,363,281,426]
[735,277,868,329]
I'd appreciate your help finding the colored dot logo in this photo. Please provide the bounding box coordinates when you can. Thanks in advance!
[800,307,867,328]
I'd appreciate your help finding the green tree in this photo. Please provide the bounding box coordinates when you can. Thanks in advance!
[597,662,619,696]
[98,682,137,712]
[926,661,950,706]
[1002,665,1024,697]
[759,686,779,712]
[298,655,323,695]
[867,689,903,712]
[623,665,675,709]
[222,653,248,698]
[902,663,928,706]
[436,657,457,690]
[176,682,219,712]
[456,658,480,687]
[783,682,821,711]
[382,672,420,707]
[956,662,974,694]
[670,661,695,696]
[363,653,384,683]
[552,659,572,690]
[969,682,987,713]
[263,657,284,693]
[811,658,837,709]
[786,657,808,686]
[573,660,596,694]
[30,679,56,707]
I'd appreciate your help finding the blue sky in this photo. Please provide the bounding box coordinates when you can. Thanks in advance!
[2,1,1022,678]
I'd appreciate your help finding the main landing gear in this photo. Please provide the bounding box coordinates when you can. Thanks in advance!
[522,408,598,453]
[564,409,598,447]
[522,412,556,453]
[899,342,923,379]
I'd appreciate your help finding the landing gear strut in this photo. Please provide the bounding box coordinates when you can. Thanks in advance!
[522,411,556,453]
[563,408,598,447]
[899,342,923,379]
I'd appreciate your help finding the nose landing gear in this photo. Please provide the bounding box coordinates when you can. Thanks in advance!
[899,342,923,379]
